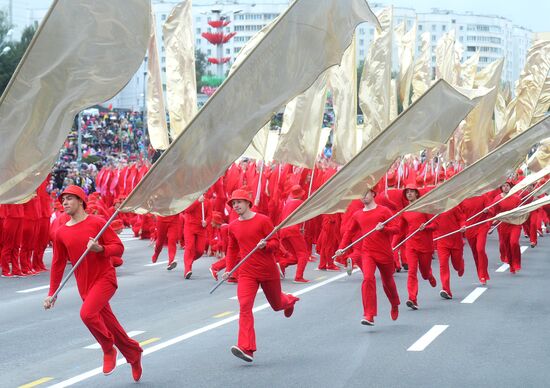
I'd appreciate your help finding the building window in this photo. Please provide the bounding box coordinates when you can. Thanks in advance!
[226,48,230,54]
[442,25,446,31]
[432,25,436,31]
[459,25,464,30]
[419,24,423,31]
[196,28,201,34]
[359,28,365,35]
[432,35,436,42]
[359,39,364,45]
[196,39,201,46]
[359,49,364,57]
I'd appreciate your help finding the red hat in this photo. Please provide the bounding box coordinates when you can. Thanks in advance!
[289,184,305,199]
[386,171,397,187]
[211,211,224,225]
[501,180,515,190]
[111,219,124,233]
[403,183,420,200]
[60,185,87,209]
[227,189,254,207]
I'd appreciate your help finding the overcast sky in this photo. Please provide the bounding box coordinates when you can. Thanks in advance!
[2,0,549,32]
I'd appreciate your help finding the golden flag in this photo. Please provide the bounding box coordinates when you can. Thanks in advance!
[390,79,399,121]
[412,32,431,103]
[494,89,508,138]
[0,0,150,204]
[459,51,480,88]
[163,0,198,139]
[459,58,504,165]
[359,7,393,144]
[272,71,329,168]
[507,165,550,197]
[330,35,358,165]
[527,137,550,171]
[406,116,550,214]
[146,10,170,151]
[435,30,457,85]
[396,21,417,109]
[495,195,550,225]
[275,80,487,228]
[492,40,550,147]
[120,0,380,215]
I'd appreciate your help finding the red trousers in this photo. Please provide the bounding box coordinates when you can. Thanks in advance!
[212,257,226,271]
[237,276,298,353]
[360,255,400,317]
[1,218,23,275]
[392,234,407,269]
[32,217,50,271]
[406,248,434,303]
[523,213,539,245]
[154,222,179,264]
[79,276,142,363]
[279,234,309,279]
[466,227,490,281]
[497,223,522,271]
[437,245,464,295]
[20,218,38,273]
[183,229,206,273]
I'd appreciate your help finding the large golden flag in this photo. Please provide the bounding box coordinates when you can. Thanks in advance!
[146,10,170,151]
[120,0,379,215]
[406,116,550,214]
[527,137,550,171]
[359,7,393,144]
[396,21,416,109]
[492,40,550,147]
[272,71,329,168]
[435,30,457,85]
[494,195,550,225]
[275,80,486,228]
[459,58,504,165]
[411,32,431,103]
[330,35,358,165]
[163,0,198,139]
[0,0,150,204]
[507,165,550,197]
[459,51,480,88]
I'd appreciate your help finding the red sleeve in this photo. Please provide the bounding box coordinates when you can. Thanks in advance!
[48,234,69,297]
[382,207,400,234]
[339,214,361,250]
[225,227,240,271]
[423,214,437,231]
[99,224,124,258]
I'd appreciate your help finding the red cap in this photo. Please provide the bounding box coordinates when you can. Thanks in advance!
[403,183,420,200]
[60,185,87,209]
[386,171,397,187]
[290,184,305,199]
[111,219,124,232]
[227,189,254,207]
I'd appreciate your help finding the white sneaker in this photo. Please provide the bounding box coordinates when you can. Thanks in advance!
[231,346,253,362]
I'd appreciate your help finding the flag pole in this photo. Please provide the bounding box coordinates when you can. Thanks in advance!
[392,213,439,251]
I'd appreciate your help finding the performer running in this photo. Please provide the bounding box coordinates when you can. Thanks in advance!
[43,185,143,381]
[223,189,299,362]
[336,188,400,326]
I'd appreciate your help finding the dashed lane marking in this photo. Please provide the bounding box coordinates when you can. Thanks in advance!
[144,260,169,267]
[213,311,233,318]
[18,377,53,388]
[17,285,50,294]
[139,338,160,347]
[407,325,449,352]
[461,287,487,304]
[84,331,145,349]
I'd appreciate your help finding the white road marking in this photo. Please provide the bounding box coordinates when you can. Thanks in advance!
[16,285,50,294]
[120,237,140,243]
[461,287,487,304]
[520,246,528,253]
[84,331,145,349]
[496,263,510,272]
[47,271,355,387]
[407,325,449,352]
[144,260,169,267]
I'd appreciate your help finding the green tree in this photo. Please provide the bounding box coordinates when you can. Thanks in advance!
[0,14,37,96]
[195,49,207,92]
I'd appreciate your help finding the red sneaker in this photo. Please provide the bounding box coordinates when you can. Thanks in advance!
[209,267,218,281]
[284,305,294,318]
[230,346,253,362]
[151,253,158,263]
[103,348,117,375]
[480,277,487,285]
[293,277,310,284]
[361,316,375,326]
[429,276,437,288]
[131,353,142,382]
[1,273,15,278]
[390,305,399,321]
[458,266,464,277]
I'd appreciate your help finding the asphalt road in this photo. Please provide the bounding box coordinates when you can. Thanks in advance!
[1,229,549,388]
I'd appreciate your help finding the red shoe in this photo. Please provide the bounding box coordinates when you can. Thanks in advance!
[103,348,117,375]
[231,346,253,362]
[209,267,218,281]
[151,253,158,263]
[284,305,294,318]
[131,354,142,382]
[293,277,310,284]
[480,277,487,285]
[1,273,15,278]
[390,305,399,321]
[429,276,437,288]
[361,315,375,326]
[458,267,464,277]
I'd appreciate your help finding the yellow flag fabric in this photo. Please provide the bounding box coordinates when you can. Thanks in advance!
[0,0,150,204]
[272,71,329,168]
[146,10,170,150]
[330,35,358,165]
[459,51,480,88]
[412,32,431,103]
[527,137,550,171]
[507,165,550,197]
[459,58,504,165]
[276,80,486,228]
[163,0,198,139]
[435,30,457,85]
[495,195,550,225]
[359,7,393,144]
[396,21,416,109]
[406,116,550,214]
[120,0,379,215]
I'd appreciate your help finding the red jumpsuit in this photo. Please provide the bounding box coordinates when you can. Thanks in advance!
[401,211,437,305]
[340,206,400,318]
[1,204,24,276]
[33,178,53,271]
[49,215,142,363]
[183,200,211,275]
[20,197,41,274]
[211,224,229,272]
[278,197,309,280]
[489,193,522,272]
[316,214,341,270]
[339,199,364,268]
[152,214,180,265]
[432,205,466,297]
[225,213,299,355]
